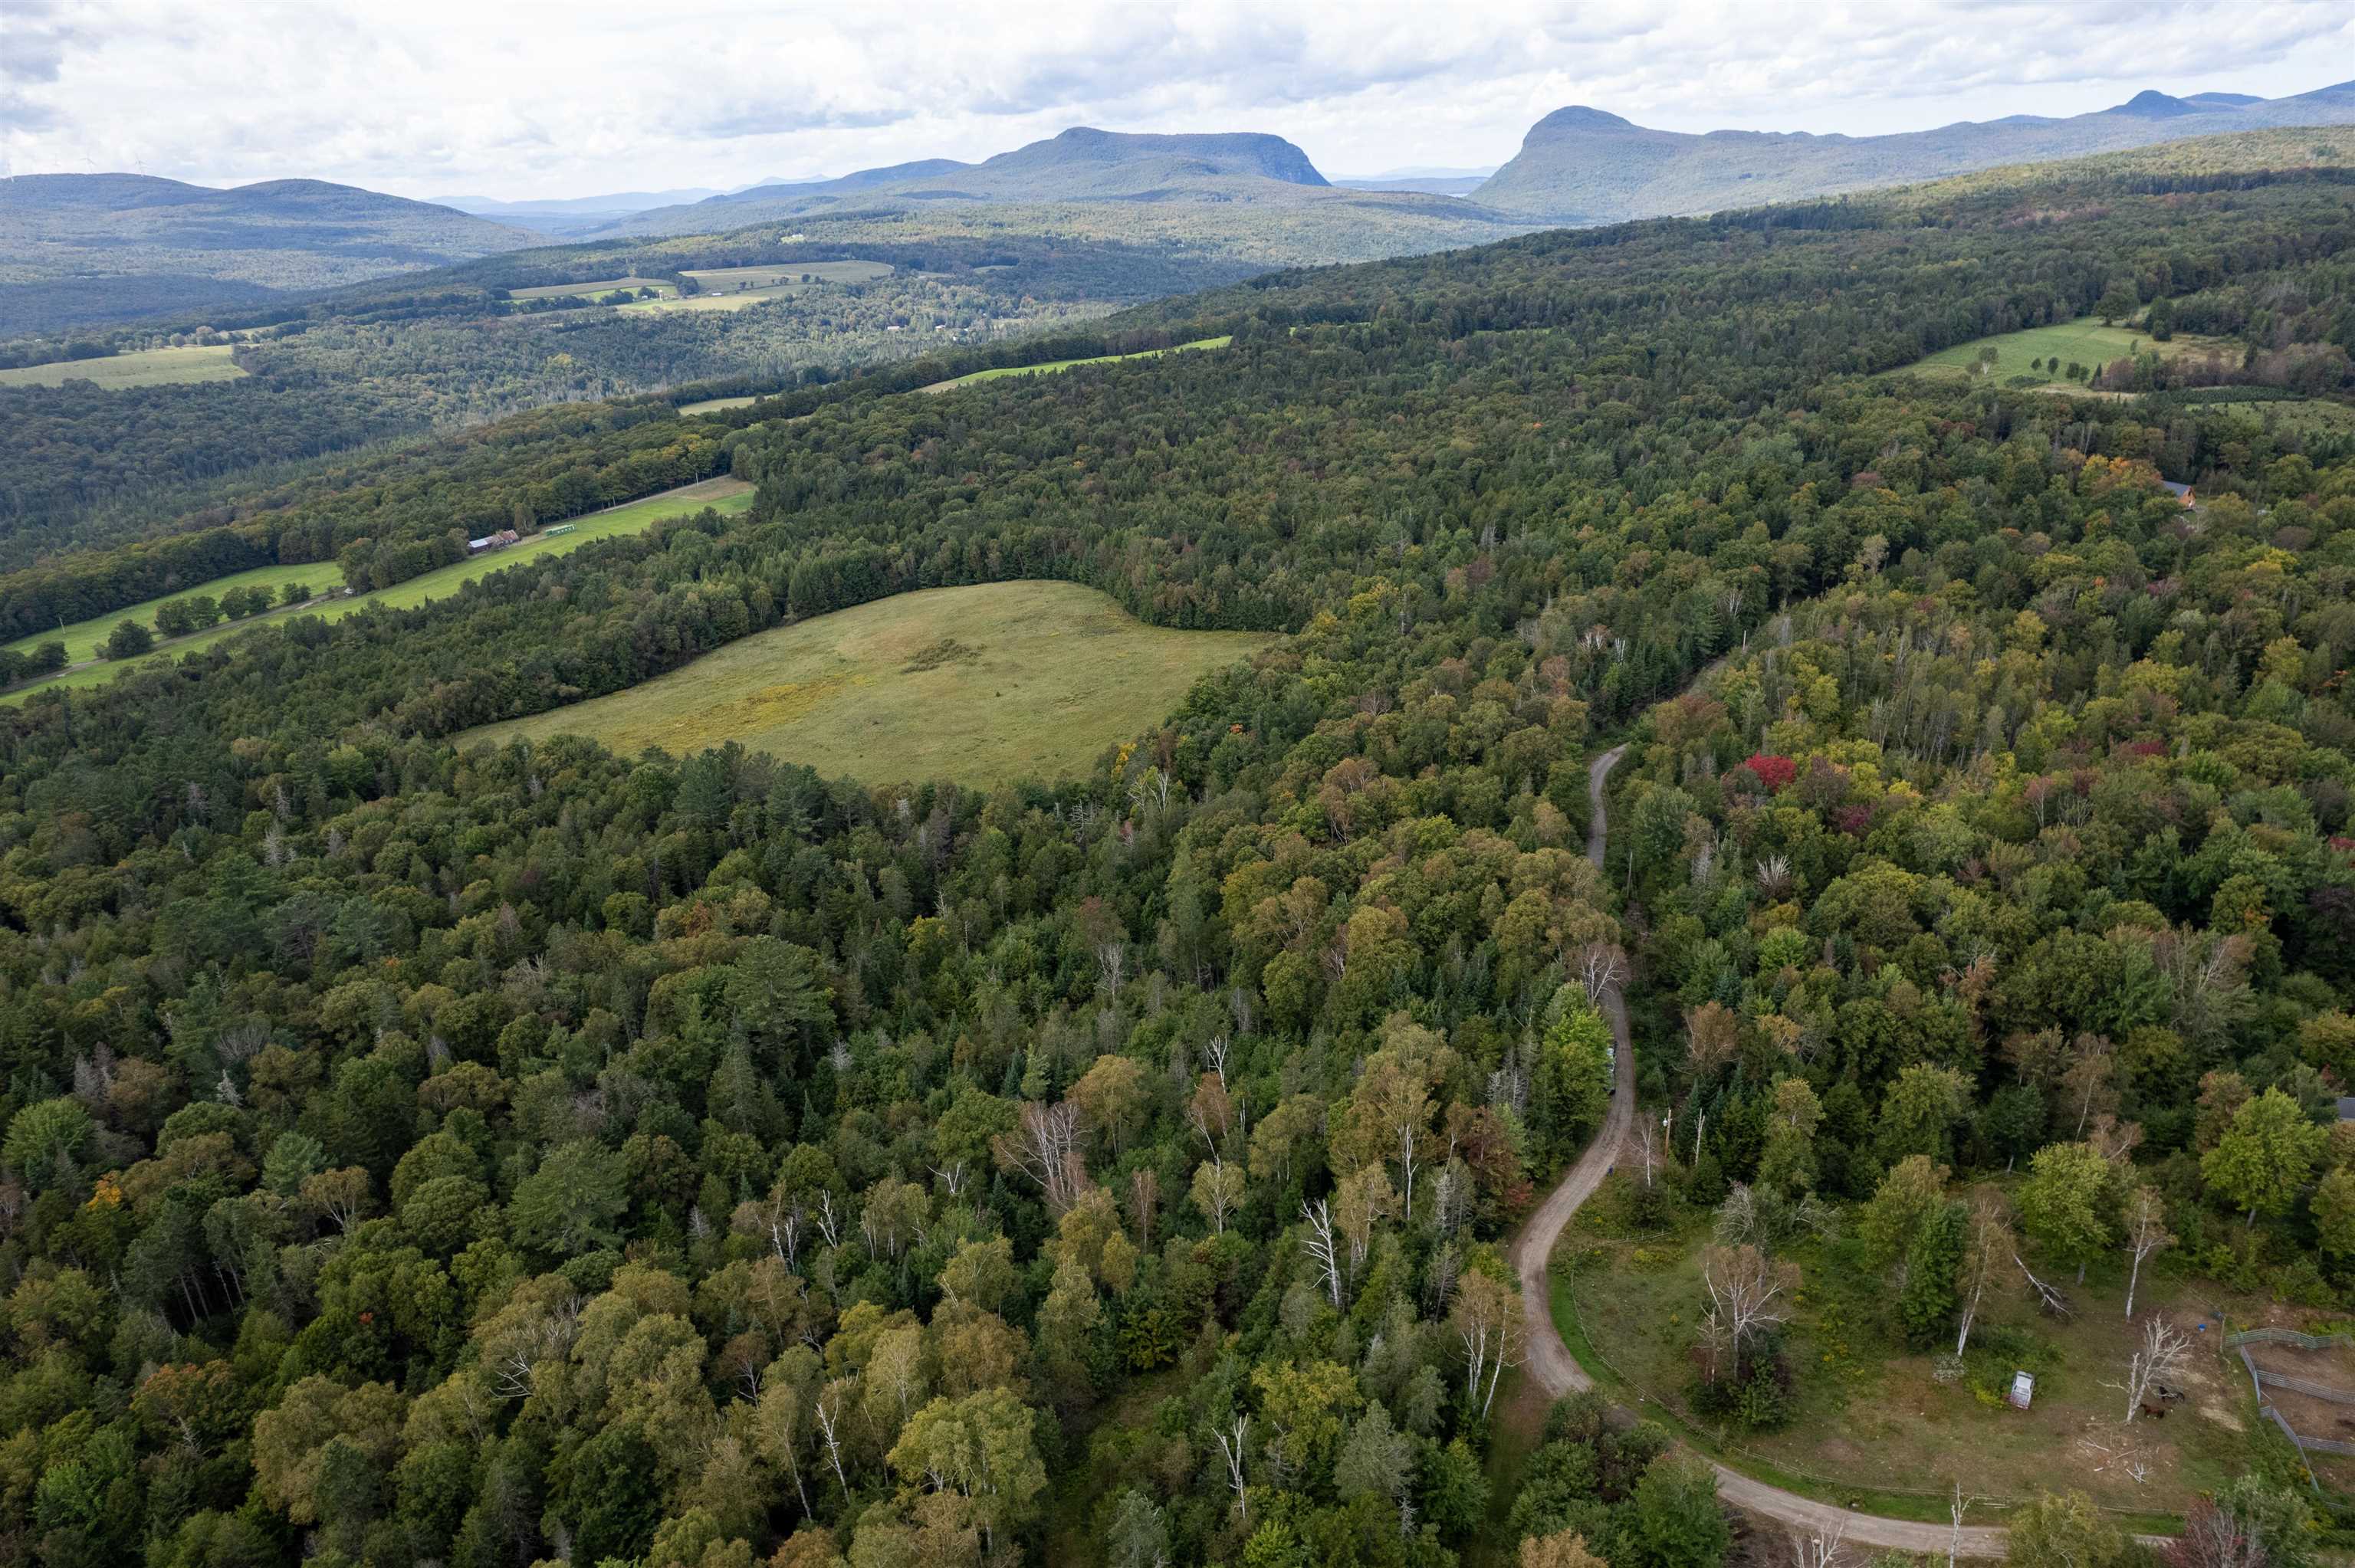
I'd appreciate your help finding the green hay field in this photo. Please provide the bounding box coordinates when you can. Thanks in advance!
[3,479,755,704]
[1894,317,2230,388]
[0,345,248,389]
[460,579,1275,786]
[922,336,1232,393]
[679,394,760,415]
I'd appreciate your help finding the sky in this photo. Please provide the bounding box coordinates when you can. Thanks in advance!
[4,0,2350,200]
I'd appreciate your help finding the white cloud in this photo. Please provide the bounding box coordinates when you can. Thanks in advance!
[2,0,2345,197]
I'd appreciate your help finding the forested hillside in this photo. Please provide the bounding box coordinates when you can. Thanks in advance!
[0,146,2352,1568]
[0,231,1195,576]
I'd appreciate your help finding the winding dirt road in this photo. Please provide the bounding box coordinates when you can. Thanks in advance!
[1506,742,2013,1560]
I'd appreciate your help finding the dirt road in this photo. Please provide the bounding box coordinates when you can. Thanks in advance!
[1506,740,2015,1560]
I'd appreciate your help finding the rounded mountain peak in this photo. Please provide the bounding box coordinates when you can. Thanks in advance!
[1532,106,1637,133]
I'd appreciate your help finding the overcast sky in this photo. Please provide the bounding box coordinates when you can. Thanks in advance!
[5,0,2349,200]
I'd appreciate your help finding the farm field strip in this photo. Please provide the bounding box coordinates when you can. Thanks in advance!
[921,335,1233,392]
[0,343,248,389]
[507,276,675,300]
[6,557,342,668]
[2,480,755,704]
[460,579,1275,787]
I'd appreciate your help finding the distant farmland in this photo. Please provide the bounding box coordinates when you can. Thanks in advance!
[626,259,895,313]
[507,276,676,301]
[1894,317,2232,388]
[0,344,248,389]
[461,579,1274,787]
[2,479,756,704]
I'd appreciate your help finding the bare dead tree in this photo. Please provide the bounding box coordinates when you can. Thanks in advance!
[813,1376,854,1493]
[1947,1481,1983,1568]
[1212,1412,1251,1524]
[1790,1518,1847,1568]
[2122,1185,2176,1320]
[2110,1314,2192,1422]
[1449,1271,1524,1420]
[1302,1198,1345,1310]
[1699,1243,1798,1383]
[1572,940,1630,1006]
[1953,1189,2016,1356]
[1204,1032,1232,1090]
[2012,1251,2074,1320]
[994,1099,1089,1215]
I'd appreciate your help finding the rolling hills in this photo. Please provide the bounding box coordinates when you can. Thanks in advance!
[1472,77,2355,221]
[0,172,540,332]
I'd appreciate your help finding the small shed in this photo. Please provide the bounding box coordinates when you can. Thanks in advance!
[2008,1371,2035,1410]
[2160,481,2196,507]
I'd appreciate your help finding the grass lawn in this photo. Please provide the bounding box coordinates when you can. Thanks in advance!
[1891,317,2230,390]
[0,344,247,389]
[921,336,1232,393]
[459,579,1275,786]
[2,479,755,704]
[1552,1171,2268,1523]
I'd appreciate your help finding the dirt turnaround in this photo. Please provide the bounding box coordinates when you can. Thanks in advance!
[1506,741,2016,1560]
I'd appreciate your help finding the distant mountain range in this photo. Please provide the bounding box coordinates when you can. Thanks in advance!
[603,128,1338,238]
[11,80,2355,340]
[1471,80,2355,221]
[0,173,538,332]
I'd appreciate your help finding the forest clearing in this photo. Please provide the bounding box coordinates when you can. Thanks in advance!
[460,579,1276,786]
[1894,315,2232,389]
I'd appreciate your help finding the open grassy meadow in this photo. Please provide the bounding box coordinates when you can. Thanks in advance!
[680,394,761,415]
[2,479,755,704]
[921,335,1232,392]
[0,344,248,389]
[1552,1171,2268,1523]
[459,579,1275,786]
[1894,317,2230,389]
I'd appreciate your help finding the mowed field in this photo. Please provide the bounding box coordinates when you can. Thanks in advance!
[922,336,1233,392]
[1896,317,2230,386]
[0,344,248,389]
[2,479,756,703]
[461,580,1275,786]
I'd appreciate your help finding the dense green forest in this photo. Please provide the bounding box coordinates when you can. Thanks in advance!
[1,148,2353,1568]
